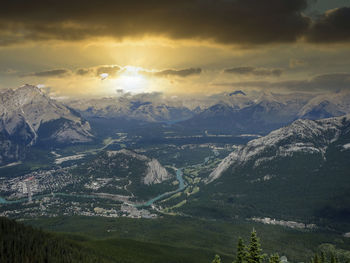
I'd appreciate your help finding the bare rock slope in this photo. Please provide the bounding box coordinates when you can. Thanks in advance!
[0,85,93,164]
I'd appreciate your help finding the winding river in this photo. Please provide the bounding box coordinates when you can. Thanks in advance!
[137,168,185,207]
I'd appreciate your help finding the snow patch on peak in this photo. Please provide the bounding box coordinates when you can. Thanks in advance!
[343,143,350,150]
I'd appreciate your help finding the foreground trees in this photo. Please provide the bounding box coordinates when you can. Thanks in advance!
[212,230,347,263]
[235,238,248,263]
[230,229,266,263]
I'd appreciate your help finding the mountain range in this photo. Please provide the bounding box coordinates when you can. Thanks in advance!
[67,90,350,135]
[180,91,350,134]
[67,96,195,122]
[2,85,350,167]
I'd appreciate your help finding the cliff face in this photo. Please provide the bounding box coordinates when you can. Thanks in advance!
[144,159,171,185]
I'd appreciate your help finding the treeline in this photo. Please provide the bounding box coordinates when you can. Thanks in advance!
[0,217,112,263]
[212,230,350,263]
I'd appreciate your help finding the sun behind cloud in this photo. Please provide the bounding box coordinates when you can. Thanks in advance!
[112,66,150,93]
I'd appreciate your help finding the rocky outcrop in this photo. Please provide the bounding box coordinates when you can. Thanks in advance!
[144,159,171,185]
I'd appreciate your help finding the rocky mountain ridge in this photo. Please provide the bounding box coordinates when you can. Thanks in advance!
[207,114,350,183]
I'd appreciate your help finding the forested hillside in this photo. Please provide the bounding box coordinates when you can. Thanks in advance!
[0,217,111,263]
[1,216,350,263]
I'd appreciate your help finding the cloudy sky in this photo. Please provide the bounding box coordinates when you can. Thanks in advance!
[1,0,350,97]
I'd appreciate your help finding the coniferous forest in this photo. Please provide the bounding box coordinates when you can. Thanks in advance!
[1,217,349,263]
[0,217,111,263]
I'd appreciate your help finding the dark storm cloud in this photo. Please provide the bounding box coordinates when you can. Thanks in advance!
[306,7,350,43]
[224,67,283,77]
[76,68,94,76]
[215,73,350,91]
[21,69,70,78]
[154,68,202,77]
[0,0,313,46]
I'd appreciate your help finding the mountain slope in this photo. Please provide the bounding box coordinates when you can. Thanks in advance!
[207,115,348,183]
[0,85,93,165]
[181,115,350,229]
[1,216,235,263]
[298,92,350,120]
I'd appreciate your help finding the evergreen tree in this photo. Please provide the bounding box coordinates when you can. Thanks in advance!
[320,252,326,263]
[212,254,222,263]
[331,253,339,263]
[313,254,320,263]
[269,254,281,263]
[234,237,248,263]
[247,229,265,263]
